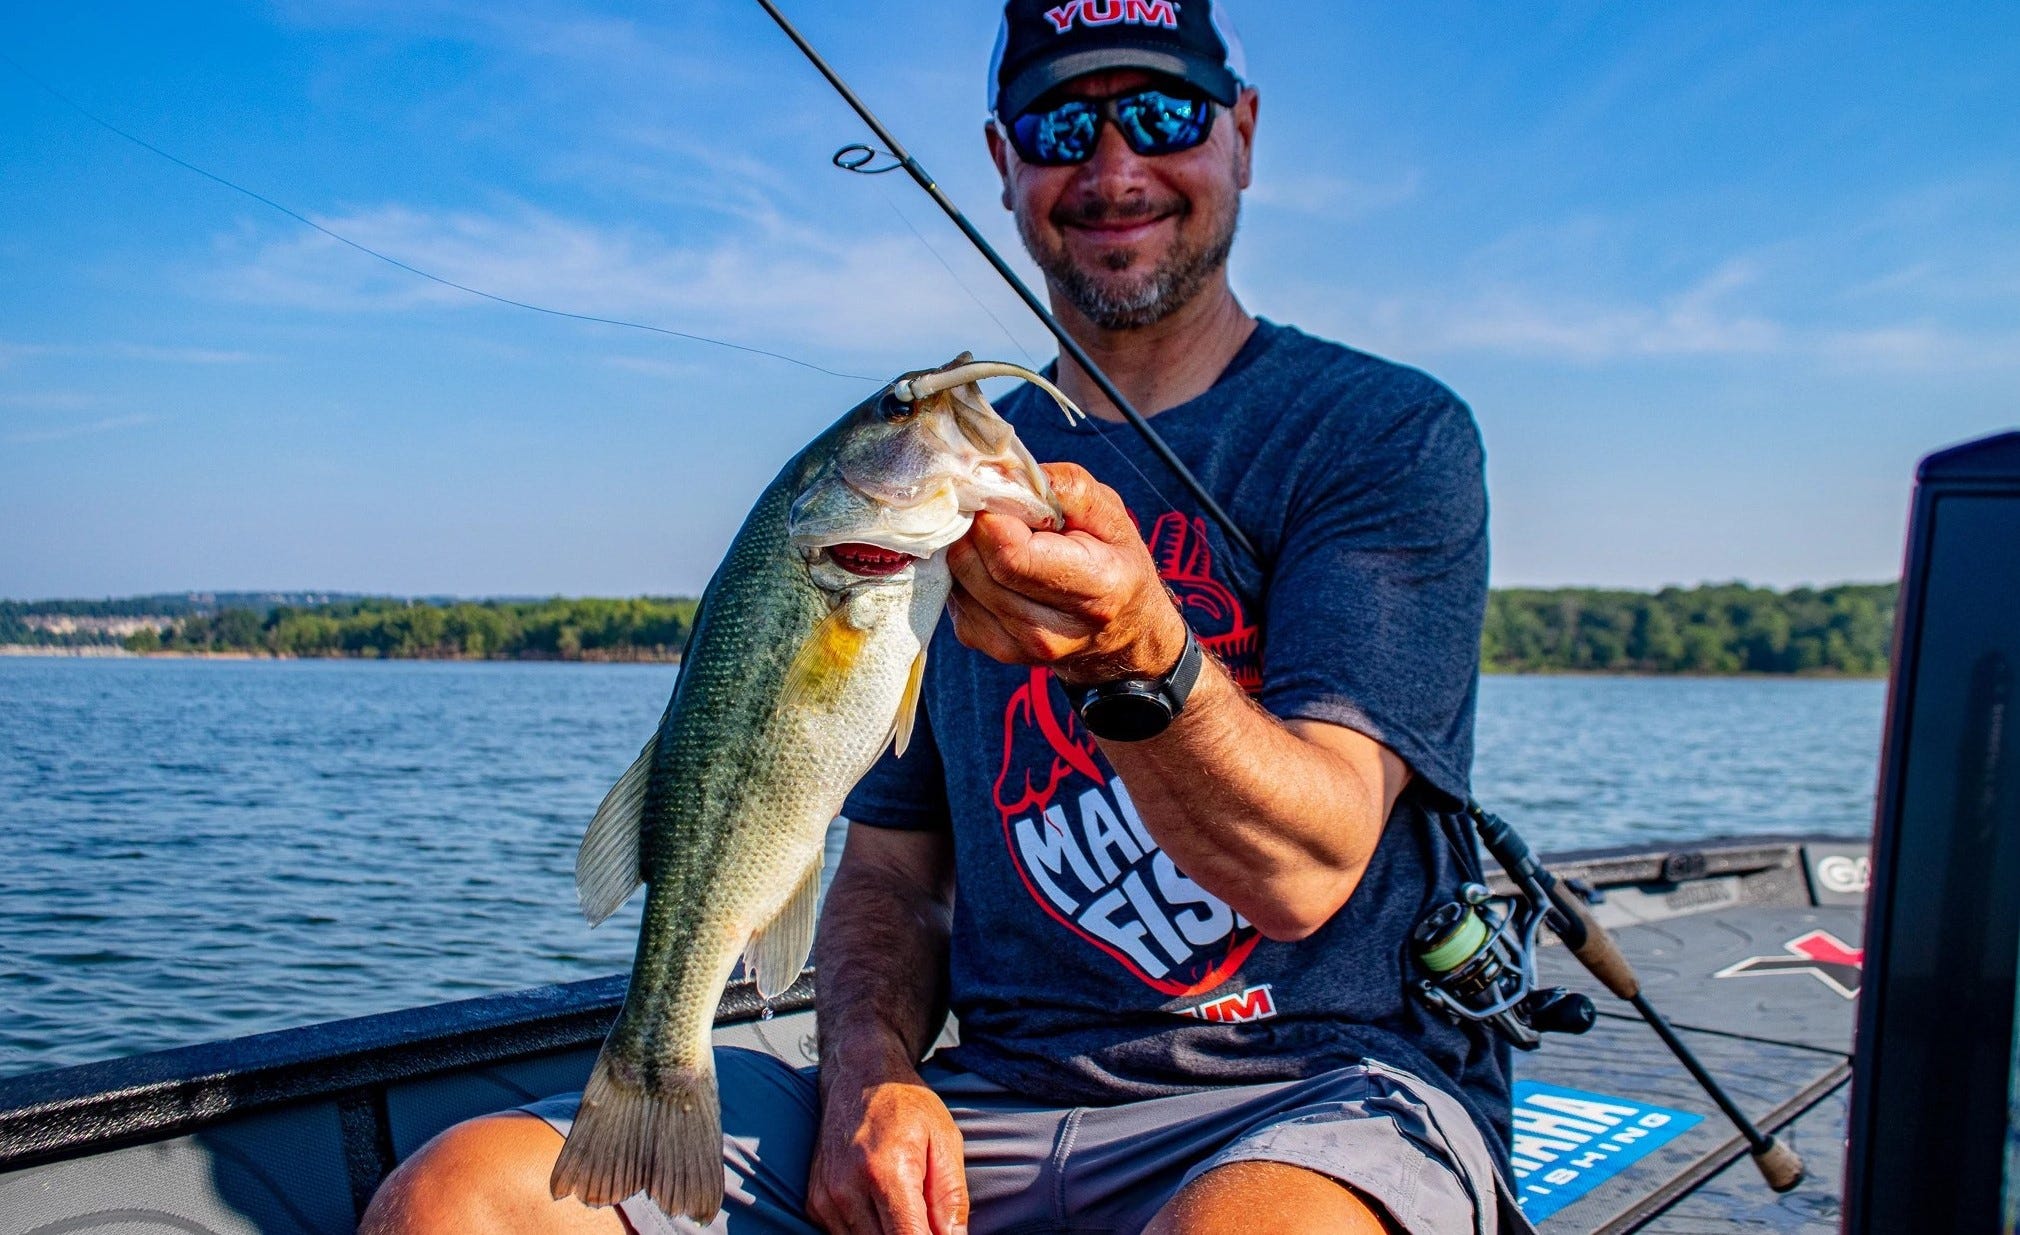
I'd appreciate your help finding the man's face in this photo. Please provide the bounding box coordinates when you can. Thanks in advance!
[989,69,1258,331]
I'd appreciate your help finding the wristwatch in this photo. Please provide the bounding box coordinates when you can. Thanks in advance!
[1066,624,1205,742]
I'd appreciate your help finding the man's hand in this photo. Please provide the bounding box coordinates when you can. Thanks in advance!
[807,1060,968,1235]
[947,462,1187,687]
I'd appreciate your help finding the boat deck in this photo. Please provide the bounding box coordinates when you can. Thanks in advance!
[1508,839,1864,1232]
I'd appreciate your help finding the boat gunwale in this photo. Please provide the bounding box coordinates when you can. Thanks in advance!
[0,970,814,1174]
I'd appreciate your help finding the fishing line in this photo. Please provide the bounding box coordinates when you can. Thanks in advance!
[867,174,1041,369]
[865,171,1200,524]
[0,48,879,384]
[754,0,1262,567]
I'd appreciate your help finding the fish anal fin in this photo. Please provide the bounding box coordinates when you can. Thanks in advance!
[576,736,654,925]
[892,644,928,758]
[778,603,871,716]
[744,855,821,999]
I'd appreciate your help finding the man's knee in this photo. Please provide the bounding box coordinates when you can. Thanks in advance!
[1145,1161,1398,1235]
[359,1111,626,1235]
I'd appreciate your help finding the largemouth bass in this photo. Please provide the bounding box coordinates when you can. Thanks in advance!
[550,355,1083,1219]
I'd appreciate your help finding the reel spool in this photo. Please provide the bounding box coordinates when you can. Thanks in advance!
[1411,883,1595,1049]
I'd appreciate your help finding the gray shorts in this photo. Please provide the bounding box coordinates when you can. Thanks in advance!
[524,1048,1529,1235]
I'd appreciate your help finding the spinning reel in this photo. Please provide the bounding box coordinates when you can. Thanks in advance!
[1409,803,1807,1192]
[1411,881,1595,1049]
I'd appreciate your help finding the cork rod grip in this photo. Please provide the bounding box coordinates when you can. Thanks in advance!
[1553,890,1642,1001]
[1752,1137,1805,1191]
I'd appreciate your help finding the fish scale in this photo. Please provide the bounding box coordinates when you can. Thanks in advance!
[549,357,1083,1220]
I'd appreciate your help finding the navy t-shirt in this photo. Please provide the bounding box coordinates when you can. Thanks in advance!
[842,320,1510,1152]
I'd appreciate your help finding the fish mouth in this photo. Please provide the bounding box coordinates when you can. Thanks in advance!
[824,542,917,578]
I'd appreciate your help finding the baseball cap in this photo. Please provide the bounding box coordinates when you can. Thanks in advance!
[988,0,1248,122]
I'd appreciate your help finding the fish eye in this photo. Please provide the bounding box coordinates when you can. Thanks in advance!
[878,390,915,423]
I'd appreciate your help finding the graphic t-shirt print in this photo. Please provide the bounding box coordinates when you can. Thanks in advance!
[992,512,1264,997]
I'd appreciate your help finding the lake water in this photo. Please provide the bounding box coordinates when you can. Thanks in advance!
[0,658,1886,1078]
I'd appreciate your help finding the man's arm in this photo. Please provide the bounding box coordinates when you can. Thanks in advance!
[947,463,1410,942]
[805,822,969,1235]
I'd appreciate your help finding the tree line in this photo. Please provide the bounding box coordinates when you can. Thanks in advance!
[2,584,1897,674]
[118,597,699,662]
[1482,583,1894,675]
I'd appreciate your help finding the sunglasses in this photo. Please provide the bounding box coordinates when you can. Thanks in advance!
[1004,86,1217,166]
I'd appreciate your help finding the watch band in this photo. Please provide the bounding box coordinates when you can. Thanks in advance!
[1068,624,1204,742]
[1162,624,1205,714]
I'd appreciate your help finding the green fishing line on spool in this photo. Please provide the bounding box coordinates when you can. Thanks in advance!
[1415,902,1492,975]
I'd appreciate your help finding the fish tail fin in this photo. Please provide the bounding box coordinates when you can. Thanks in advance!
[550,1054,724,1222]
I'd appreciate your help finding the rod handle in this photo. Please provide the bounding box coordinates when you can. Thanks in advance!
[1551,890,1642,1001]
[1752,1136,1805,1192]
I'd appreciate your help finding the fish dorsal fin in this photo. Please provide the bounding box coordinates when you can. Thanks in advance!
[575,736,654,925]
[779,599,872,717]
[744,854,822,999]
[892,644,928,758]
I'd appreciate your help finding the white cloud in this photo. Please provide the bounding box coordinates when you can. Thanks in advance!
[1248,169,1423,220]
[2,415,156,445]
[599,355,712,381]
[0,344,50,371]
[1307,260,1784,364]
[1285,256,2020,373]
[0,391,96,411]
[0,341,259,368]
[1815,324,2020,374]
[107,345,261,365]
[213,203,999,358]
[272,0,747,90]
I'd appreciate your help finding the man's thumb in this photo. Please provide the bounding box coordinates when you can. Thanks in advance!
[1041,462,1133,543]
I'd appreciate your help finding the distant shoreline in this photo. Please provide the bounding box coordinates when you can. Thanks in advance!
[0,646,1884,678]
[5,582,1897,676]
[0,645,681,664]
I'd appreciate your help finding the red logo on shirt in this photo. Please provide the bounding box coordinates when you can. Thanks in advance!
[1146,512,1260,692]
[993,512,1263,996]
[1182,984,1278,1023]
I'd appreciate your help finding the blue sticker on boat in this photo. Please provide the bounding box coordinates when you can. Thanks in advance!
[1510,1081,1702,1221]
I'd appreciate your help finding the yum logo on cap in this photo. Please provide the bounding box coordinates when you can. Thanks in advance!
[990,0,1246,122]
[1045,0,1181,34]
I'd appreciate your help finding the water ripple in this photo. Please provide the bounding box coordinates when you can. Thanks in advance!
[0,660,1885,1078]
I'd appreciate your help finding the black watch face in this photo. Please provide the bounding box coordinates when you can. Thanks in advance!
[1081,691,1174,742]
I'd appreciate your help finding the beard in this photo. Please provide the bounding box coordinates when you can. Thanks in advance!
[1019,184,1240,332]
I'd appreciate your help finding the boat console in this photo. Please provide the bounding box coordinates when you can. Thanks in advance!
[1845,431,2020,1232]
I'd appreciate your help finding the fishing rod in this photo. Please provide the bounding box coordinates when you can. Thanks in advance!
[752,0,1258,568]
[753,0,1802,1197]
[1459,803,1805,1192]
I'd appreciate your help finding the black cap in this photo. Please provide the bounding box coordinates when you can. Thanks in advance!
[989,0,1248,122]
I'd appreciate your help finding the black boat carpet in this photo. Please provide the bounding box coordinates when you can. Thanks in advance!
[1516,904,1860,1232]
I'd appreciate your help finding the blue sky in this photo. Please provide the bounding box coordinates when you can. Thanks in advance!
[3,1,2015,599]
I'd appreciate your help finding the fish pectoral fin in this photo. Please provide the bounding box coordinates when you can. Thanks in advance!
[891,644,928,758]
[778,603,870,716]
[743,855,822,999]
[576,735,653,925]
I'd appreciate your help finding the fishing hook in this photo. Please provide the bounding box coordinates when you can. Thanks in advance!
[833,144,905,176]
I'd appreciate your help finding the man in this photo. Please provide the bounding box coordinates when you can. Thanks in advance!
[364,2,1520,1232]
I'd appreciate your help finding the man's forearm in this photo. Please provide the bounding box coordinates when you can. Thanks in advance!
[1096,652,1404,941]
[812,834,955,1084]
[942,465,1407,942]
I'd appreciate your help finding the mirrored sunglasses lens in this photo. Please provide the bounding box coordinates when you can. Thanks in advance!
[1115,91,1210,154]
[1014,102,1100,164]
